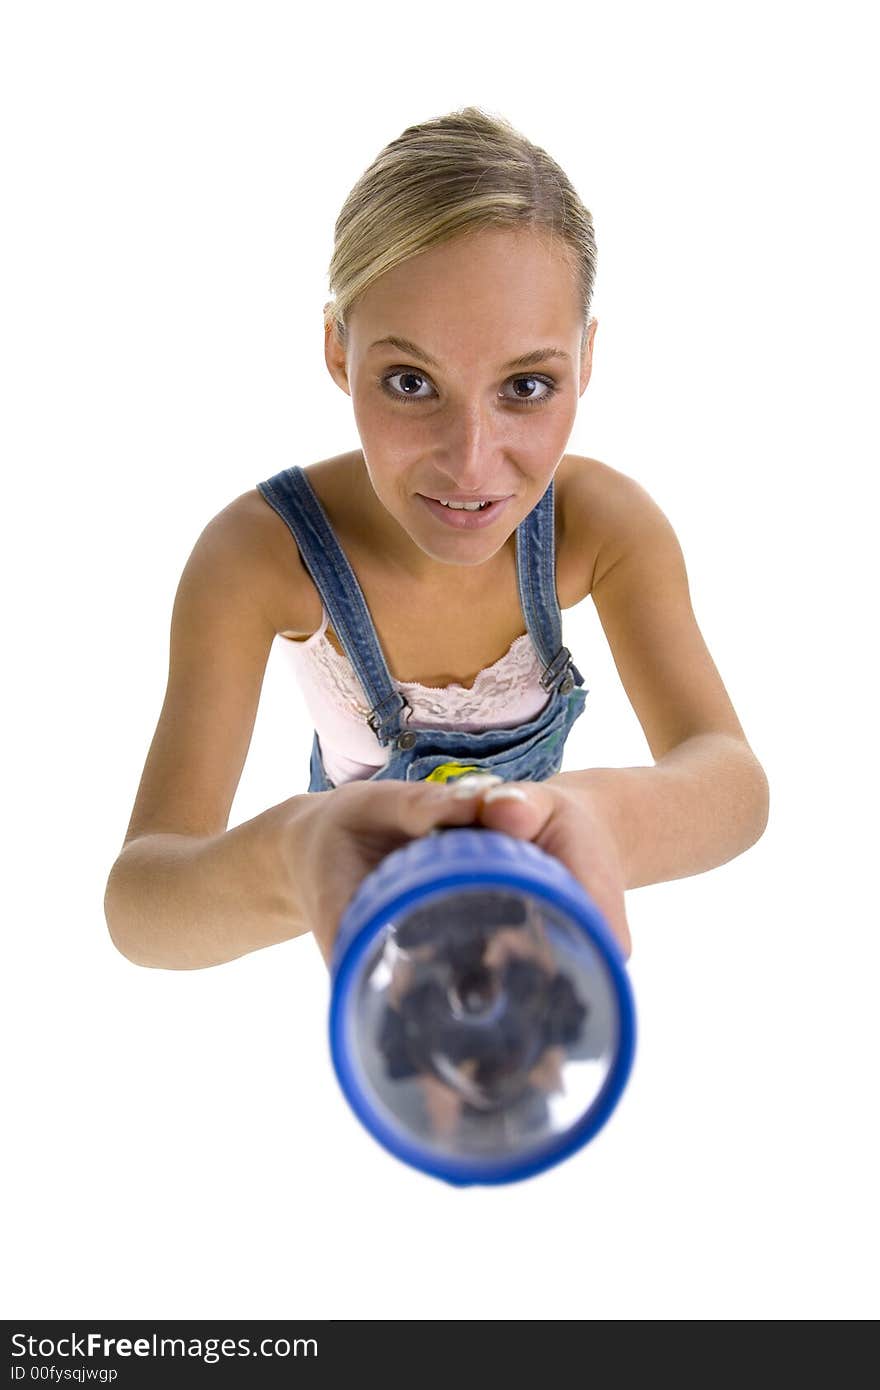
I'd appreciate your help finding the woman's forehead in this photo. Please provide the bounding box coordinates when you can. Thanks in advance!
[349,231,582,349]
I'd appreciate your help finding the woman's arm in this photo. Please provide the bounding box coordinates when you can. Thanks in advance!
[103,493,311,969]
[554,460,769,887]
[553,735,769,890]
[104,798,312,970]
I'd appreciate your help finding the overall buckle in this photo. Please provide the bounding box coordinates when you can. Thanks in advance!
[540,646,574,693]
[367,691,413,740]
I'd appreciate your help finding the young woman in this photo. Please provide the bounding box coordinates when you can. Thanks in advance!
[104,107,769,973]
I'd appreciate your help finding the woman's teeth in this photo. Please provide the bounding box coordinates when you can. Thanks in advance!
[438,499,490,510]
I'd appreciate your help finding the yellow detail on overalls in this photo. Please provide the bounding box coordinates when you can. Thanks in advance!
[424,761,483,784]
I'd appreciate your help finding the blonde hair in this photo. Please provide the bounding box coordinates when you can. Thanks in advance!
[324,105,598,352]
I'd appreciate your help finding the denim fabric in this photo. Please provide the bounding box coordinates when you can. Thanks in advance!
[256,466,588,792]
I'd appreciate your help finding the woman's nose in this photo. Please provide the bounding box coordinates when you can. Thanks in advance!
[435,407,497,490]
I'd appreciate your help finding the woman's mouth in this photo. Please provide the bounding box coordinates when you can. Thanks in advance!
[417,494,513,530]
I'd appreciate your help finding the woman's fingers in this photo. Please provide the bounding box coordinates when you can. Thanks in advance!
[478,781,633,961]
[475,780,555,837]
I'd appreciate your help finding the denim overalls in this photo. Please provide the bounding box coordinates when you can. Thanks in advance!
[256,466,589,793]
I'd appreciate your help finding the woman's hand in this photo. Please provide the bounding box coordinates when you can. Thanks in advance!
[475,777,632,960]
[295,777,514,967]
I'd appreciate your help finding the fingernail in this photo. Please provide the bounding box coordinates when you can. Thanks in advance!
[449,774,503,799]
[483,785,529,805]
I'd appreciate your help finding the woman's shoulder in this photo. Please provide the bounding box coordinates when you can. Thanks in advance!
[559,452,678,598]
[555,453,645,603]
[556,452,645,522]
[219,453,354,638]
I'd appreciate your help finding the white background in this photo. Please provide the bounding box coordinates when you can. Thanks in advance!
[2,0,877,1321]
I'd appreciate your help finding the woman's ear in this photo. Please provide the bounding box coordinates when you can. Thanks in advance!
[579,317,598,396]
[324,314,351,396]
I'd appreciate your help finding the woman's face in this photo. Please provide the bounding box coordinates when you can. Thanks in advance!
[325,225,597,579]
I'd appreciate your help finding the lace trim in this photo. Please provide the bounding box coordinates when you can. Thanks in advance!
[304,629,544,725]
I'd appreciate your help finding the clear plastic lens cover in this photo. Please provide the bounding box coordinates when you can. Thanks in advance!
[342,888,621,1164]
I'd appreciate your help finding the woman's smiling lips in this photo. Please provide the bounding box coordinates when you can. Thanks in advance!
[417,493,513,529]
[424,491,512,502]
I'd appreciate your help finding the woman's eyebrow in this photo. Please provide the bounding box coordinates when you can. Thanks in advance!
[368,335,571,371]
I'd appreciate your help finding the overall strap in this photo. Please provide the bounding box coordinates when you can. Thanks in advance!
[515,478,585,694]
[256,467,410,746]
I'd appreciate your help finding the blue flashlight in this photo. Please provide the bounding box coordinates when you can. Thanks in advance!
[328,824,636,1187]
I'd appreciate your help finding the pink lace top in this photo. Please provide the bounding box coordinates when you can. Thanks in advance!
[279,603,552,784]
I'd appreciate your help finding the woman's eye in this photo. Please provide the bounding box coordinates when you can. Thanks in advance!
[503,376,556,407]
[382,370,434,402]
[380,370,557,408]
